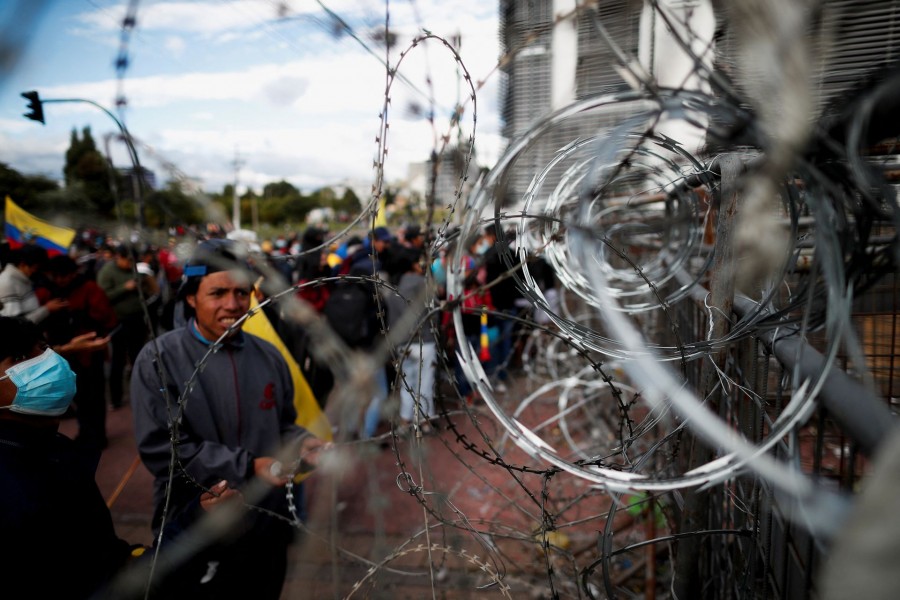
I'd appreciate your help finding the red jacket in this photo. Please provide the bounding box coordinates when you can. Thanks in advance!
[37,277,118,366]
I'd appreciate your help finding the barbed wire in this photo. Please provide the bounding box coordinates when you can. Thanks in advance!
[46,0,900,598]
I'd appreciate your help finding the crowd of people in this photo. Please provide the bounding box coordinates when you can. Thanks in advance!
[0,220,555,597]
[259,221,554,437]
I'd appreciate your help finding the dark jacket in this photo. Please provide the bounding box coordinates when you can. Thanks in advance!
[0,420,131,599]
[482,242,520,311]
[38,275,118,367]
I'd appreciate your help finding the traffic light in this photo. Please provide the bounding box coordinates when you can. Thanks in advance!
[21,91,45,124]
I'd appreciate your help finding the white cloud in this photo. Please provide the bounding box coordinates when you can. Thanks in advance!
[6,0,503,201]
[76,1,267,36]
[37,54,381,113]
[0,117,40,134]
[0,129,68,181]
[74,0,387,39]
[163,35,186,56]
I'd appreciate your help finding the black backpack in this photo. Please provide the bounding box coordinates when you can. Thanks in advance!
[323,282,372,347]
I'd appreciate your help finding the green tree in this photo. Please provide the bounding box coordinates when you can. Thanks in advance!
[309,186,336,208]
[0,163,59,209]
[41,183,96,215]
[144,182,205,229]
[333,187,361,213]
[282,195,315,223]
[257,180,306,226]
[63,127,115,217]
[263,180,299,199]
[259,196,289,224]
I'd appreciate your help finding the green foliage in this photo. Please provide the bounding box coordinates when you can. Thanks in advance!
[143,183,205,229]
[0,162,59,208]
[334,187,361,213]
[63,126,115,217]
[309,186,336,207]
[282,194,316,222]
[263,180,299,198]
[41,183,97,214]
[257,196,282,223]
[624,492,666,527]
[4,145,395,234]
[255,180,319,225]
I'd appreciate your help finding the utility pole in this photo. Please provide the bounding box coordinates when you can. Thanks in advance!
[253,188,261,233]
[231,147,245,231]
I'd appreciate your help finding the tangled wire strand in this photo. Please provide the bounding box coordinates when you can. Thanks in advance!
[55,0,900,598]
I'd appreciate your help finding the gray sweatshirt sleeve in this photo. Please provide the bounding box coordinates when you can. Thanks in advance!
[131,345,255,487]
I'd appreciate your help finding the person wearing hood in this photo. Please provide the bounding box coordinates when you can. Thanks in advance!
[130,238,328,598]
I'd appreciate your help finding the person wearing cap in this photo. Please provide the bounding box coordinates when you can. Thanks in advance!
[374,225,410,285]
[0,316,132,598]
[129,239,327,598]
[136,245,164,334]
[330,227,395,437]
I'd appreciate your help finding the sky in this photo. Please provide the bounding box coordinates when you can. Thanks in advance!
[0,0,503,197]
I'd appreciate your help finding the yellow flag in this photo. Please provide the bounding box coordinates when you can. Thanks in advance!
[4,196,76,255]
[244,296,332,442]
[373,195,388,228]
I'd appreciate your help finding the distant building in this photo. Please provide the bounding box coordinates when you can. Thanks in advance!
[306,207,335,225]
[498,0,651,208]
[406,161,428,200]
[407,146,480,215]
[498,0,900,209]
[117,166,157,199]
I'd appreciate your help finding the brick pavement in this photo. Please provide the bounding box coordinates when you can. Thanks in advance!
[59,374,620,598]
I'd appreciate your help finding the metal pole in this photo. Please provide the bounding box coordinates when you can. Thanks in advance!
[673,154,743,599]
[231,147,243,231]
[733,296,894,455]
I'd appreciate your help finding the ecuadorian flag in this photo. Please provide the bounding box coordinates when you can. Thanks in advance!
[4,196,76,256]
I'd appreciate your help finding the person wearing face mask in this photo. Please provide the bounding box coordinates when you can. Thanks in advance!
[0,316,132,598]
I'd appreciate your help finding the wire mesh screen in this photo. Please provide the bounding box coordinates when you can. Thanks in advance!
[666,268,899,599]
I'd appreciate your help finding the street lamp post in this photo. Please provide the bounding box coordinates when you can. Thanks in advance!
[20,90,146,227]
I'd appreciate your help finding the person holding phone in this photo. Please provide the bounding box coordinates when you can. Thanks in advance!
[39,255,118,456]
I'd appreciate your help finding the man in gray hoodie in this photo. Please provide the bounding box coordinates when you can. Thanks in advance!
[130,238,326,599]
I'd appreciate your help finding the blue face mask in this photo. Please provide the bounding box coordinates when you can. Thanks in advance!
[0,349,77,416]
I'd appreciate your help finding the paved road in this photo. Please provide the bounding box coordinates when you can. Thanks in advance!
[58,375,589,598]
